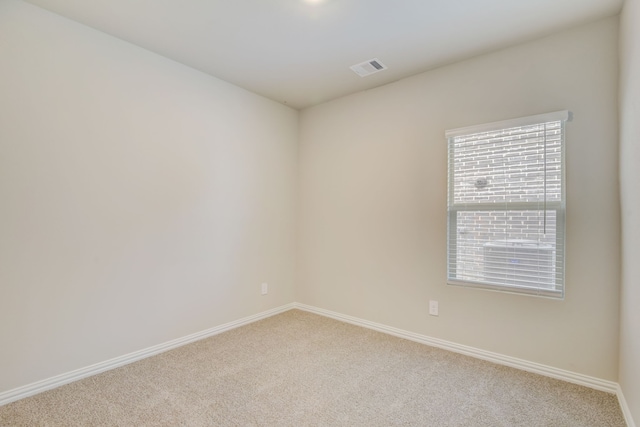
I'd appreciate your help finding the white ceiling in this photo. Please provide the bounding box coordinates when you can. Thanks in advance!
[23,0,623,109]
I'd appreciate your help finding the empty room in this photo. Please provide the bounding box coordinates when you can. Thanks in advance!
[1,0,639,425]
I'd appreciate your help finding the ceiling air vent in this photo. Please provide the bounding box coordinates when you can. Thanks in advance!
[350,58,387,77]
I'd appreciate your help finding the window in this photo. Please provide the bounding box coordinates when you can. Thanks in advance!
[446,111,571,297]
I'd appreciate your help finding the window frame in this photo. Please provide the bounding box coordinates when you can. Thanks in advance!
[445,111,571,298]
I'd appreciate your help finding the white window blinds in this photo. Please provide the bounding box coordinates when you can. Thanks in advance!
[446,111,570,297]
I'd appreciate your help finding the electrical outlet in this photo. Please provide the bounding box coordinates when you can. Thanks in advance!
[261,282,268,295]
[429,300,439,316]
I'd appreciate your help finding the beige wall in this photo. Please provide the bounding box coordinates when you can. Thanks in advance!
[0,0,297,393]
[0,0,627,404]
[619,0,640,422]
[297,17,620,380]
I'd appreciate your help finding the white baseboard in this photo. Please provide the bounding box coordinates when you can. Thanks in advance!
[294,303,619,394]
[617,384,637,427]
[0,303,296,407]
[3,300,633,427]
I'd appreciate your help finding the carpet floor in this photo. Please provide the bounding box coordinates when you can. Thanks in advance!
[0,309,627,426]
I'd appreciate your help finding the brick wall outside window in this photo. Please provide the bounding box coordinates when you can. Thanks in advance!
[448,120,564,292]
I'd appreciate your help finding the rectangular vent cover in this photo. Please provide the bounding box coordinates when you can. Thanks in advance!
[350,58,387,77]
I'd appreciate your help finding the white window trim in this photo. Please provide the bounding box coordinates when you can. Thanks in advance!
[446,110,571,298]
[445,110,572,138]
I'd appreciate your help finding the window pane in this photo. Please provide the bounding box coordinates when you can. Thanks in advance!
[451,210,558,289]
[451,122,562,205]
[447,114,567,296]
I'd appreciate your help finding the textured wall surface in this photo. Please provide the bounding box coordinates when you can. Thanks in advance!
[0,0,298,394]
[619,0,640,423]
[298,17,620,381]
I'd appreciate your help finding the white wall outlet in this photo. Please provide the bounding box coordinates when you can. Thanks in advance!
[261,282,268,295]
[429,300,439,316]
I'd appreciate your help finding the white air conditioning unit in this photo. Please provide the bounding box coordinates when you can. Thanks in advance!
[483,240,555,289]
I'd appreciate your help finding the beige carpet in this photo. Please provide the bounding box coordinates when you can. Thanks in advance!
[0,310,626,426]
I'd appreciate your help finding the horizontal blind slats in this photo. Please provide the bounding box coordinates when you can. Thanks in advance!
[446,114,568,297]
